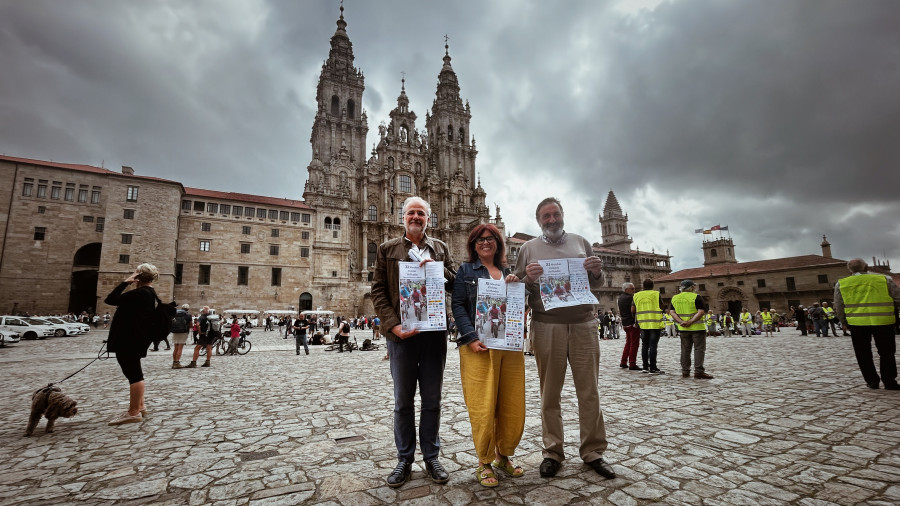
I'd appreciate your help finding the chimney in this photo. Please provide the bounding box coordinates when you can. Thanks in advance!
[820,235,832,258]
[121,166,134,175]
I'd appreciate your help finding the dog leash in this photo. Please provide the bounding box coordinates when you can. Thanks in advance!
[42,341,111,391]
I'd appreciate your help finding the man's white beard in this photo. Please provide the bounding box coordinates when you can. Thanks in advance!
[541,223,565,241]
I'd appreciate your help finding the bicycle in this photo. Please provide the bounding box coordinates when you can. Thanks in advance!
[218,329,252,356]
[199,331,224,356]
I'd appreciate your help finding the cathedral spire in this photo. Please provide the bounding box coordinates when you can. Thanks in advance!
[434,35,461,105]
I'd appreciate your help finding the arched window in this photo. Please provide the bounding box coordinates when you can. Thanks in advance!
[430,212,438,228]
[447,124,453,141]
[459,128,465,144]
[399,174,412,193]
[711,249,718,257]
[367,242,377,267]
[388,156,394,170]
[347,99,355,119]
[324,217,332,230]
[368,205,377,221]
[330,95,340,116]
[333,218,341,231]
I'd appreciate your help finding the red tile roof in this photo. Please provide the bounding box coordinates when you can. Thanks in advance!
[0,154,180,185]
[184,187,311,210]
[1,154,312,210]
[655,255,848,282]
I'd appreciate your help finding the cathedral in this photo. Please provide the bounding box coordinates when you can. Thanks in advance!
[302,5,501,291]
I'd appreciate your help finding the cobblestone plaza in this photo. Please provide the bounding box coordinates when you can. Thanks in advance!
[2,328,898,505]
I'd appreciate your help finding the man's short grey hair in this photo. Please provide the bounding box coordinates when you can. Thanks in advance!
[622,282,634,291]
[402,196,431,218]
[201,306,210,314]
[534,197,563,222]
[847,257,867,273]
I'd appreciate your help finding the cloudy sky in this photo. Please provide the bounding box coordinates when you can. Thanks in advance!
[2,0,898,271]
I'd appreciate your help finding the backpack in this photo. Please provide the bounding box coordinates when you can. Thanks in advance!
[170,310,189,333]
[150,296,177,343]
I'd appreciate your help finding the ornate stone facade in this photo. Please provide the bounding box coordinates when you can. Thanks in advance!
[303,7,500,313]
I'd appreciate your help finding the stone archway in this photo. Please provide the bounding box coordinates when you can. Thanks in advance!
[299,292,313,312]
[69,243,101,313]
[716,286,747,317]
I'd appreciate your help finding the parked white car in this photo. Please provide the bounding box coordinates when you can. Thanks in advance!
[41,317,90,336]
[0,316,55,340]
[25,317,74,337]
[0,330,21,345]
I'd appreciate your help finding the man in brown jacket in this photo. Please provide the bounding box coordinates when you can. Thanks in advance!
[372,196,456,488]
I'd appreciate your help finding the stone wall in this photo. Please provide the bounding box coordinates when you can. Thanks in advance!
[0,161,110,314]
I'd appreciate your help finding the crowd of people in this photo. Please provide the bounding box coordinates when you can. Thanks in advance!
[93,194,898,489]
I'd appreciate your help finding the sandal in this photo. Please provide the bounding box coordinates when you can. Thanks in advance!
[492,456,525,477]
[476,463,498,487]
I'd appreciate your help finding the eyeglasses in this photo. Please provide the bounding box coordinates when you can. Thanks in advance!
[474,236,496,244]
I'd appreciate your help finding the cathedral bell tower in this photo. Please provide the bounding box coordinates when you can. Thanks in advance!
[599,190,632,252]
[425,41,477,183]
[305,4,368,203]
[304,5,369,286]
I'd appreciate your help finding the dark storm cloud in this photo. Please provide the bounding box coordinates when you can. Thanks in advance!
[0,0,897,270]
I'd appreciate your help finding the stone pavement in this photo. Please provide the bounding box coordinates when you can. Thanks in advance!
[1,327,898,505]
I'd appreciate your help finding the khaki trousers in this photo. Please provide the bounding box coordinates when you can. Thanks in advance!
[532,320,608,462]
[459,346,526,464]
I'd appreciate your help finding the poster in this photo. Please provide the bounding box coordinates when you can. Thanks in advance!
[537,258,600,310]
[398,261,447,331]
[476,278,526,351]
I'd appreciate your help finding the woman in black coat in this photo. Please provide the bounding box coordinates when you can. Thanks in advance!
[104,263,158,426]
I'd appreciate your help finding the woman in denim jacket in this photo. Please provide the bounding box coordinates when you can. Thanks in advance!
[451,223,525,487]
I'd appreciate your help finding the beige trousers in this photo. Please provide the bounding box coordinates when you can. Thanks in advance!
[459,346,526,464]
[532,319,608,462]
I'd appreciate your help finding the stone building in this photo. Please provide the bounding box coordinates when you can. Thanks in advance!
[653,235,896,316]
[0,155,182,316]
[0,6,501,317]
[506,190,672,310]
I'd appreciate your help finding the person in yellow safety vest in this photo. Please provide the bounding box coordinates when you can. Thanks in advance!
[668,279,714,379]
[834,257,900,390]
[722,311,733,337]
[664,313,677,338]
[739,309,752,336]
[822,301,845,336]
[761,309,773,337]
[706,313,717,335]
[632,278,666,374]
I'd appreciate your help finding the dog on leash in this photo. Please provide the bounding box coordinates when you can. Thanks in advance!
[25,385,78,436]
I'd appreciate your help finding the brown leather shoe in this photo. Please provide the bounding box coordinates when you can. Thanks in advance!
[694,372,714,379]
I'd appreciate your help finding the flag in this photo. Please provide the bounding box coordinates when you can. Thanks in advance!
[720,225,729,231]
[711,224,721,231]
[694,228,703,233]
[703,229,712,234]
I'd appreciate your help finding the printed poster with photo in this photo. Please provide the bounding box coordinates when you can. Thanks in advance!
[537,258,600,311]
[398,261,447,331]
[476,278,526,351]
